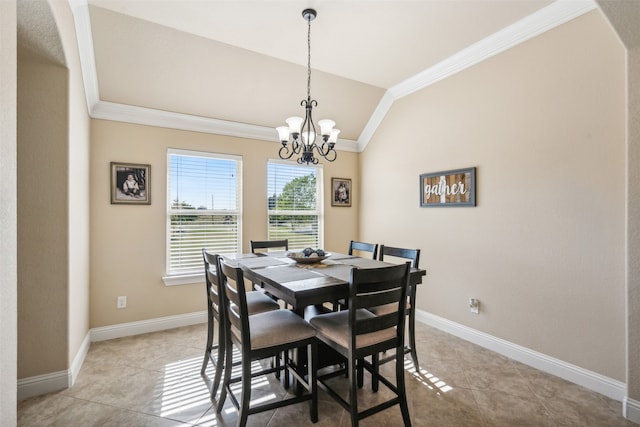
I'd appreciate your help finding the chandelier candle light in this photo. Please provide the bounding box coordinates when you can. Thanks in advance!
[276,8,340,164]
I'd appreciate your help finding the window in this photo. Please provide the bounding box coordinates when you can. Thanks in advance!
[267,160,323,250]
[167,149,242,276]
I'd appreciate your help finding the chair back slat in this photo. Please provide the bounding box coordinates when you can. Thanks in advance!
[354,288,403,311]
[202,250,222,313]
[250,239,289,253]
[357,312,401,335]
[217,257,250,344]
[348,240,378,259]
[379,245,420,268]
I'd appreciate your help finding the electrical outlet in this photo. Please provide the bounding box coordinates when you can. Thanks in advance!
[117,296,127,309]
[469,298,479,314]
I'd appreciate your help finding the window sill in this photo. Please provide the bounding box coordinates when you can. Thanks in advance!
[162,273,204,286]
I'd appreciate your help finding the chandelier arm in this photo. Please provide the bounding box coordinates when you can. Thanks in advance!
[314,142,337,162]
[279,145,295,160]
[323,147,337,162]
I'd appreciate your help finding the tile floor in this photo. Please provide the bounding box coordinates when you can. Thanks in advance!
[18,322,637,426]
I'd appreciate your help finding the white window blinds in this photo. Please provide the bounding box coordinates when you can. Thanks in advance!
[167,149,242,274]
[267,161,322,250]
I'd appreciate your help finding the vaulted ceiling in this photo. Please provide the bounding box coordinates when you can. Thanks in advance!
[30,0,602,150]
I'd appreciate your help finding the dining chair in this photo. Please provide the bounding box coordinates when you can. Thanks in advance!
[309,263,412,427]
[372,245,421,389]
[250,239,290,308]
[250,239,288,253]
[347,240,378,259]
[201,250,280,399]
[216,257,318,426]
[332,240,380,312]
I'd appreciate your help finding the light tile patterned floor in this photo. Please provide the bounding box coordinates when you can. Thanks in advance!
[17,322,637,426]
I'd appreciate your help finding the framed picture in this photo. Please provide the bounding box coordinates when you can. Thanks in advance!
[110,162,151,205]
[331,177,352,207]
[419,167,476,207]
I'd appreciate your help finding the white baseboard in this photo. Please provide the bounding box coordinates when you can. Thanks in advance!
[70,332,91,385]
[90,310,207,342]
[624,397,640,423]
[17,332,91,401]
[18,312,206,400]
[415,310,627,402]
[17,370,70,401]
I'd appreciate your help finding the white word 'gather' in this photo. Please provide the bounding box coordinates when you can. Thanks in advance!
[424,176,467,199]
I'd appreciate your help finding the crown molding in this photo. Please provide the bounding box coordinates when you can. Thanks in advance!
[70,0,596,154]
[69,0,99,110]
[91,100,360,152]
[357,0,598,151]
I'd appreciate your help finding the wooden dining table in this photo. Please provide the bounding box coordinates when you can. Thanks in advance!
[221,250,427,383]
[223,251,426,317]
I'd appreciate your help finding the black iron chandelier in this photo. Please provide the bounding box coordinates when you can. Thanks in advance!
[276,8,340,165]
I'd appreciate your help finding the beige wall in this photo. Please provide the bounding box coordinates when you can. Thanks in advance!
[360,11,626,380]
[596,0,640,405]
[629,44,640,407]
[16,0,91,382]
[17,56,69,377]
[89,120,358,328]
[49,0,91,369]
[0,0,17,422]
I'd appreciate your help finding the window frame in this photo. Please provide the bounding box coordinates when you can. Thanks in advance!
[266,159,324,250]
[163,148,242,285]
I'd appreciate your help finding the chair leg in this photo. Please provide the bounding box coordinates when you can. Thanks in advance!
[283,350,290,389]
[309,341,318,423]
[348,357,359,427]
[396,347,412,427]
[357,358,364,388]
[210,320,225,399]
[371,353,379,392]
[238,356,252,427]
[201,307,214,375]
[216,337,234,413]
[408,310,419,370]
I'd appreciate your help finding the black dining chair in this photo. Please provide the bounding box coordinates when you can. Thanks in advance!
[347,240,378,259]
[371,245,421,389]
[250,239,288,254]
[333,240,380,311]
[216,257,318,426]
[250,239,290,308]
[309,262,412,426]
[200,250,279,399]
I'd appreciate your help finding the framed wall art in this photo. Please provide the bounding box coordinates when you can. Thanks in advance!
[331,177,352,207]
[111,162,151,205]
[420,167,475,207]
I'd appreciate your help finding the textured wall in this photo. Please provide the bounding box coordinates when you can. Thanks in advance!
[0,0,17,422]
[17,56,69,378]
[626,44,640,404]
[49,0,91,370]
[360,10,626,380]
[596,0,640,406]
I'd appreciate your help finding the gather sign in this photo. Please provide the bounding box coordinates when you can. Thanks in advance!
[419,167,476,207]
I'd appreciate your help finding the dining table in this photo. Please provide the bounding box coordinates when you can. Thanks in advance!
[220,250,427,390]
[223,251,426,317]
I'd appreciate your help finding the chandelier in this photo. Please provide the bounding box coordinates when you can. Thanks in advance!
[276,8,340,165]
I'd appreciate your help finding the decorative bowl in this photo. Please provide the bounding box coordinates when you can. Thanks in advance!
[286,252,331,264]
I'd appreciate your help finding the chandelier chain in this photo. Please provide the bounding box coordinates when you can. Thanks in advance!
[307,16,311,100]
